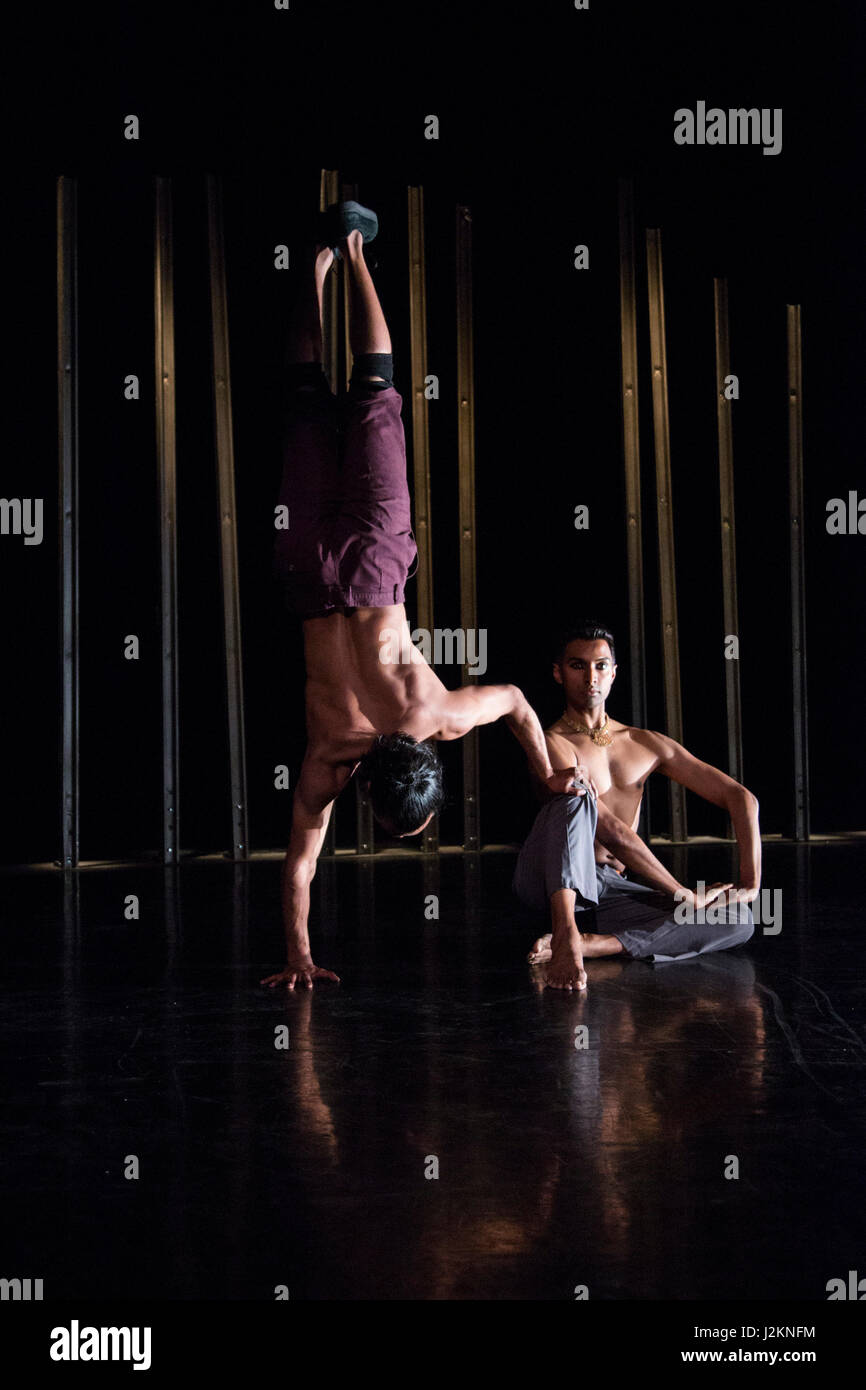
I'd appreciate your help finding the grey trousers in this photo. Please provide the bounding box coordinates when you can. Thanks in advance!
[512,793,754,962]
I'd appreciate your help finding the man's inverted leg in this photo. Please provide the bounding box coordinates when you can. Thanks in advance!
[332,224,417,607]
[341,228,392,380]
[273,241,341,610]
[283,242,334,371]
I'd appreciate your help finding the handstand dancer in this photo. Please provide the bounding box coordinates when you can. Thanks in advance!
[514,621,760,991]
[261,201,588,990]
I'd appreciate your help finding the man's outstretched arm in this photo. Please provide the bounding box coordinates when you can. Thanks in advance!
[261,752,349,990]
[646,732,762,900]
[440,684,589,796]
[592,800,730,906]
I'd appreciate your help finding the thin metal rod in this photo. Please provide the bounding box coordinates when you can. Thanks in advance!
[645,228,686,840]
[456,206,480,853]
[206,173,249,860]
[341,177,357,393]
[714,277,744,788]
[154,177,180,864]
[617,179,647,735]
[787,304,810,841]
[319,170,340,391]
[57,176,80,868]
[319,170,340,858]
[341,177,375,856]
[408,185,438,855]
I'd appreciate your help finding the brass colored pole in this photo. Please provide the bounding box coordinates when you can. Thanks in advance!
[714,277,744,789]
[456,206,480,852]
[207,174,249,859]
[618,180,647,736]
[57,175,80,868]
[319,170,340,857]
[645,228,686,841]
[787,305,810,841]
[341,178,375,856]
[154,177,180,864]
[408,185,438,854]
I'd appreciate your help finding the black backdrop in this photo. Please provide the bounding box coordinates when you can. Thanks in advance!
[4,0,865,864]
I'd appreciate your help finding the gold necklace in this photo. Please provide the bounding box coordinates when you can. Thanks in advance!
[561,712,613,747]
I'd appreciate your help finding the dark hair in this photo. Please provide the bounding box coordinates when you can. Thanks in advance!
[553,620,617,667]
[357,732,445,835]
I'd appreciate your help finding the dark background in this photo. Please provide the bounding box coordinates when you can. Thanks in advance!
[4,0,864,864]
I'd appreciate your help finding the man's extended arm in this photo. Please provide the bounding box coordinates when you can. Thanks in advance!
[440,684,581,795]
[261,752,349,990]
[592,802,727,905]
[650,733,761,899]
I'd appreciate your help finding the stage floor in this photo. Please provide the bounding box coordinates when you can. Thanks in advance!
[2,843,864,1301]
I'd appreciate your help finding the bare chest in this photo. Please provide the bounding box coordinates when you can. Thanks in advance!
[558,730,656,795]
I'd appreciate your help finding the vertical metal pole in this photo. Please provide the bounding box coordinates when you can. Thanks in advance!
[154,177,180,864]
[340,177,358,392]
[645,228,686,841]
[319,170,340,857]
[617,180,647,736]
[617,179,650,841]
[206,174,249,860]
[714,278,744,790]
[57,176,80,868]
[787,305,810,841]
[408,185,438,855]
[456,206,480,853]
[319,170,340,392]
[340,177,374,855]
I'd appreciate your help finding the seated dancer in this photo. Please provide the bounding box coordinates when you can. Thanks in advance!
[514,621,760,991]
[262,201,584,990]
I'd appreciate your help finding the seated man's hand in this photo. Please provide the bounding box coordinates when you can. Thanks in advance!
[729,884,760,904]
[677,881,733,911]
[260,957,341,990]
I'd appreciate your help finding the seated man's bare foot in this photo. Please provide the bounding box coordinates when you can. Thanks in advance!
[544,935,588,992]
[529,930,624,964]
[580,931,625,958]
[527,932,553,964]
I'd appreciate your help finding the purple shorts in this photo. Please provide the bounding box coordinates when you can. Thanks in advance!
[273,382,418,618]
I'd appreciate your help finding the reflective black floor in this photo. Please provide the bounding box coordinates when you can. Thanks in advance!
[2,843,865,1301]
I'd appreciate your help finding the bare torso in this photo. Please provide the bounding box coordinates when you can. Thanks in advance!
[545,717,664,866]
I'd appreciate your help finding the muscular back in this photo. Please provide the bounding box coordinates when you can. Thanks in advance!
[295,604,541,823]
[301,606,461,771]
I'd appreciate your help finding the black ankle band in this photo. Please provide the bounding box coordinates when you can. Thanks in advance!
[350,352,393,389]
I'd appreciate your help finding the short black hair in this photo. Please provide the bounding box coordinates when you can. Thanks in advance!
[553,621,617,667]
[357,732,445,836]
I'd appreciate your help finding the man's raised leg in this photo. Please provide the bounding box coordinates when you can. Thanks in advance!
[273,241,341,606]
[340,228,393,384]
[283,242,334,374]
[331,220,417,607]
